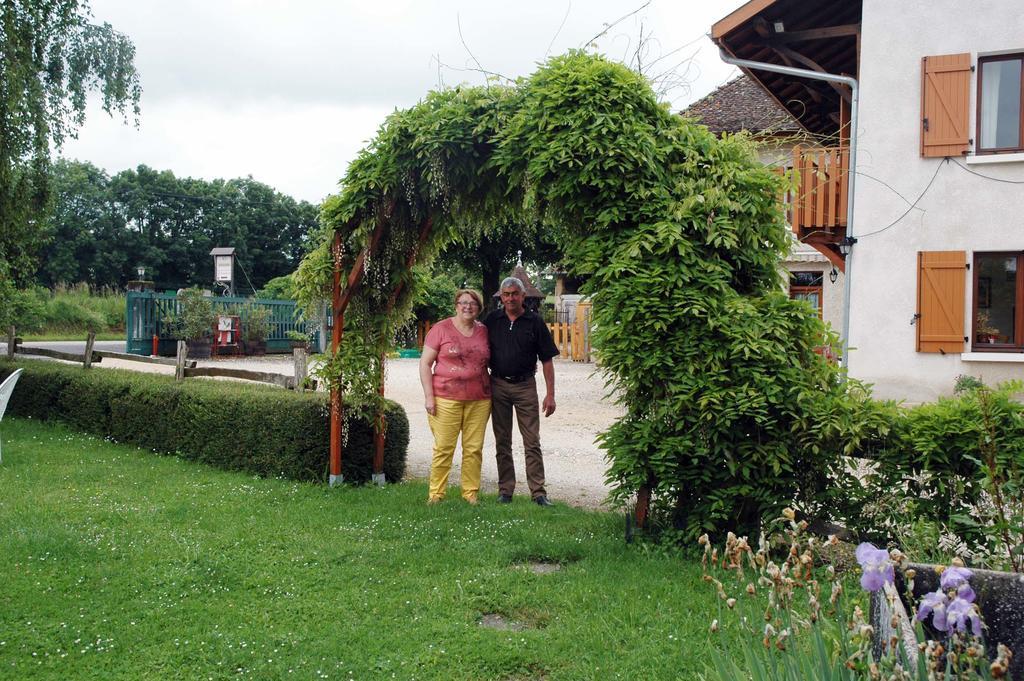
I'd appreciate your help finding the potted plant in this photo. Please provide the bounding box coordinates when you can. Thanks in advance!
[166,288,216,359]
[285,329,310,351]
[975,311,1000,344]
[243,305,271,356]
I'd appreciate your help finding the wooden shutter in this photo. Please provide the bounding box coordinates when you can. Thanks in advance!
[921,53,971,157]
[916,251,966,353]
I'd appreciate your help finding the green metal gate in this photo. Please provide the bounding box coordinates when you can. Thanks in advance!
[125,292,319,356]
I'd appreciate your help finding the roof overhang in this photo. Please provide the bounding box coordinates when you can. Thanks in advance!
[711,0,862,137]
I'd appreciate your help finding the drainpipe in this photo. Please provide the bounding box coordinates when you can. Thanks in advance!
[718,49,859,375]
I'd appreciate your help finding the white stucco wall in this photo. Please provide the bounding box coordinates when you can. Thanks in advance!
[852,0,1024,402]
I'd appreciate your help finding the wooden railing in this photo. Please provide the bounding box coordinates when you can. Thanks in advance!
[548,302,592,362]
[790,145,848,234]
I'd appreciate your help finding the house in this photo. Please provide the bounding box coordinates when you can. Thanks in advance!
[682,75,846,335]
[712,0,1024,402]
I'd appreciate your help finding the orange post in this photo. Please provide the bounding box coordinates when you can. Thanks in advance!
[329,232,344,486]
[372,216,434,484]
[152,334,159,357]
[329,218,389,486]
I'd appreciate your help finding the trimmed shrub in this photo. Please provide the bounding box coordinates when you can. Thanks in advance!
[0,360,408,484]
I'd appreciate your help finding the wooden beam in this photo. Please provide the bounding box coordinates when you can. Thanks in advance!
[800,233,847,273]
[711,0,779,41]
[764,44,853,104]
[183,367,295,389]
[770,24,860,43]
[95,350,197,368]
[15,346,102,364]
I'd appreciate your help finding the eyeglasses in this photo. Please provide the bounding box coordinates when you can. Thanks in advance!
[456,301,479,309]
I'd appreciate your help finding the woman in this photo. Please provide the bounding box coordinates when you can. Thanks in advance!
[419,289,491,505]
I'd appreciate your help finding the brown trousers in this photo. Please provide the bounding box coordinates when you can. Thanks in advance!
[490,376,546,499]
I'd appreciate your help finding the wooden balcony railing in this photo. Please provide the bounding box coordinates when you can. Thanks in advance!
[790,145,849,235]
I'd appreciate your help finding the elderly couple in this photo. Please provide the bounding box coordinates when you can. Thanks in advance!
[418,277,559,507]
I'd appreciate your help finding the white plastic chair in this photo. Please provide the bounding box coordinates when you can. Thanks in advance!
[0,368,24,464]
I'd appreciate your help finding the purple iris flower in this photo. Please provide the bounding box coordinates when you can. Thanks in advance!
[940,566,973,591]
[945,596,983,637]
[955,581,976,603]
[916,589,949,631]
[855,543,894,592]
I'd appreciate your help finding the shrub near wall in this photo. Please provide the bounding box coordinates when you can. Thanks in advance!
[0,361,408,484]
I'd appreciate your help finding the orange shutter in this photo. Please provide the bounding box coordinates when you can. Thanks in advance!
[916,251,966,353]
[921,53,971,157]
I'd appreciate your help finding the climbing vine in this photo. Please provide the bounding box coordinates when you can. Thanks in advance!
[296,51,879,537]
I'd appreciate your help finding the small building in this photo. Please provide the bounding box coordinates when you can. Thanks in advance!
[494,258,544,312]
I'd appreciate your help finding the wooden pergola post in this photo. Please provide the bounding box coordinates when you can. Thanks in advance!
[329,221,386,486]
[329,232,344,486]
[371,216,433,485]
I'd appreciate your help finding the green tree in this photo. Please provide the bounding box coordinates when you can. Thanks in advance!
[438,221,562,310]
[0,0,140,298]
[40,161,321,290]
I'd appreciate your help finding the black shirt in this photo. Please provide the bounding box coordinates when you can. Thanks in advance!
[484,308,559,378]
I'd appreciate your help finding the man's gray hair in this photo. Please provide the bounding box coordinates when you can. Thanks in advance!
[500,277,526,292]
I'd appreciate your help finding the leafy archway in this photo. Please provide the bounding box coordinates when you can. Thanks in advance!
[296,51,863,538]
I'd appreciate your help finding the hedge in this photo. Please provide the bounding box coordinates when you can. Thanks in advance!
[0,360,408,484]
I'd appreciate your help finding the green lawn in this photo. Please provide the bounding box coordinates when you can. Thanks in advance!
[0,418,728,680]
[20,332,125,342]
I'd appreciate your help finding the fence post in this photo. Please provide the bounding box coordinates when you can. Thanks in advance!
[293,347,308,393]
[175,340,187,381]
[83,332,96,369]
[6,326,14,360]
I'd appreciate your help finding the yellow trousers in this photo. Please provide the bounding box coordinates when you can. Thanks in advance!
[427,397,491,501]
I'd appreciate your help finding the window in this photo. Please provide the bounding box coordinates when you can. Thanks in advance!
[978,54,1024,153]
[789,271,823,317]
[972,252,1023,349]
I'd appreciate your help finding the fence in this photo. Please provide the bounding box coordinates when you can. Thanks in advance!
[5,328,311,392]
[547,301,592,362]
[126,291,319,356]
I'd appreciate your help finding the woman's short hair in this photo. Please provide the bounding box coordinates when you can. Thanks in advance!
[454,288,483,310]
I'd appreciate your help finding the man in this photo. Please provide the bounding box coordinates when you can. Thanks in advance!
[485,276,559,507]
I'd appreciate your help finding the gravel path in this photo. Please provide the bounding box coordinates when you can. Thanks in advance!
[87,353,623,509]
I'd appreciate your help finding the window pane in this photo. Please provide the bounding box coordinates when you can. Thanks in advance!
[980,59,1022,149]
[975,255,1016,344]
[792,290,821,311]
[790,271,823,287]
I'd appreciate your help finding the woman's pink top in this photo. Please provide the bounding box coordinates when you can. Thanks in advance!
[424,318,491,400]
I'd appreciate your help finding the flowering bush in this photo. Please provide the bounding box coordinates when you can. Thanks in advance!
[702,512,1014,680]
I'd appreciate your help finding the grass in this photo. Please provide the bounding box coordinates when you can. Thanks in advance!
[0,417,731,680]
[20,332,124,342]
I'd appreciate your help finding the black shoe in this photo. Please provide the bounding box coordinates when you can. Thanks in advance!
[497,494,513,504]
[533,495,554,507]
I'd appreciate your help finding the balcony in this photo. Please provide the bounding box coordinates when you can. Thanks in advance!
[786,145,849,271]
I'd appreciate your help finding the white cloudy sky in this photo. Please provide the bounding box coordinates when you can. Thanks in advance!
[60,0,744,204]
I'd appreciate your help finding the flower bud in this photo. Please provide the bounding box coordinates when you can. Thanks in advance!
[710,619,719,633]
[782,507,796,520]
